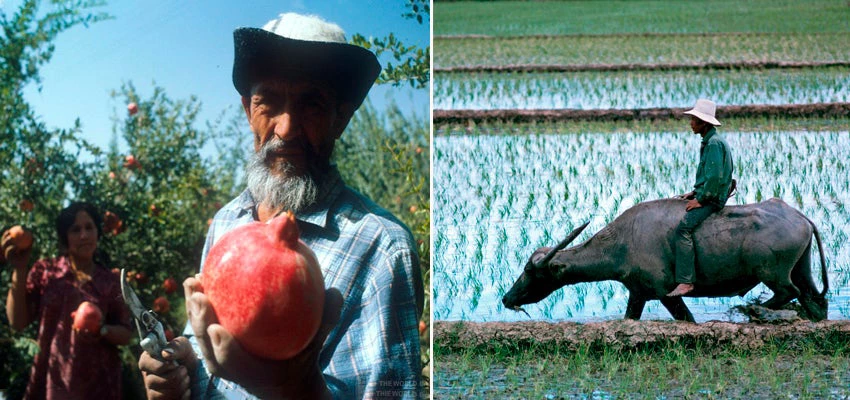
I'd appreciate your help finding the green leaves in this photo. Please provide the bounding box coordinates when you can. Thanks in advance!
[350,0,430,90]
[351,32,430,89]
[403,0,430,25]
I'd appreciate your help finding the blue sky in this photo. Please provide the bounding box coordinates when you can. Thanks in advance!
[4,0,429,153]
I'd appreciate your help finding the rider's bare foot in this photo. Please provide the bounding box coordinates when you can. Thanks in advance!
[666,283,694,297]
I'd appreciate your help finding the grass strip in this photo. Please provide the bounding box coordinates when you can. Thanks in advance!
[436,339,850,398]
[434,33,850,68]
[434,320,850,398]
[434,0,850,36]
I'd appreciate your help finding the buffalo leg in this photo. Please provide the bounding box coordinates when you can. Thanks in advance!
[660,296,695,322]
[761,284,800,310]
[625,296,646,320]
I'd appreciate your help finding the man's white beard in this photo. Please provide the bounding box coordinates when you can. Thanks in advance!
[246,139,321,214]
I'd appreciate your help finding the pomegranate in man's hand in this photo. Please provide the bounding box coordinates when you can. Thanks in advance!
[71,301,103,334]
[201,211,324,360]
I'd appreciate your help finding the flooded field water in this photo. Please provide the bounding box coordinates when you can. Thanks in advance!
[433,129,850,323]
[434,67,850,110]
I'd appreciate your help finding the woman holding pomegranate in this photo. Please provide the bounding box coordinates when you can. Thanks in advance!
[3,202,133,399]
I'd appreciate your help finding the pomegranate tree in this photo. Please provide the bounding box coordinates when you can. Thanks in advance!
[201,211,324,360]
[71,301,103,334]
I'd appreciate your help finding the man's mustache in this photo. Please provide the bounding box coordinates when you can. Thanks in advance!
[259,137,312,160]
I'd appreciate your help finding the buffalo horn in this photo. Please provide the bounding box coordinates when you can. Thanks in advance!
[535,221,590,268]
[512,306,532,318]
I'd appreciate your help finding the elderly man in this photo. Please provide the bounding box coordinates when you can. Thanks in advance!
[138,13,423,399]
[667,99,735,297]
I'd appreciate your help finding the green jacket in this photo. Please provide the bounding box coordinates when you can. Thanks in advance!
[693,127,734,209]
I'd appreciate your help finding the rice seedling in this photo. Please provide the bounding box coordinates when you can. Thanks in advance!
[434,67,850,110]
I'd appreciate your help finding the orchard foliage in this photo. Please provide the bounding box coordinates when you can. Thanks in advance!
[350,0,430,89]
[70,82,243,339]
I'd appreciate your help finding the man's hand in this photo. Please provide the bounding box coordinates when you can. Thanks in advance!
[677,191,696,200]
[184,276,343,399]
[138,336,196,400]
[686,198,703,211]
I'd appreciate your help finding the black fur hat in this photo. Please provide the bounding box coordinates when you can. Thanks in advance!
[232,13,381,109]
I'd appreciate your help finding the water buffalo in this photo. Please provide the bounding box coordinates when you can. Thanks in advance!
[502,198,828,322]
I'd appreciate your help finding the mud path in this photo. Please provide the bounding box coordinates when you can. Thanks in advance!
[433,102,850,125]
[436,61,850,74]
[435,32,832,40]
[435,319,850,352]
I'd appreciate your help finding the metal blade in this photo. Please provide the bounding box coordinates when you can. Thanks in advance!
[120,268,148,319]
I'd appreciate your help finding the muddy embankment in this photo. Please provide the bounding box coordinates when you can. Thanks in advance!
[435,61,850,74]
[433,102,850,125]
[435,319,850,352]
[434,32,826,40]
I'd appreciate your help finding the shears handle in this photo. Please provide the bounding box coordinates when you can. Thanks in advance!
[140,332,164,357]
[134,318,168,361]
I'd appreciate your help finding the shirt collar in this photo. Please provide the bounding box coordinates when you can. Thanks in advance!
[701,126,717,145]
[236,165,344,230]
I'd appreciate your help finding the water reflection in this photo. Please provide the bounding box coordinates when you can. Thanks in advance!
[433,130,850,322]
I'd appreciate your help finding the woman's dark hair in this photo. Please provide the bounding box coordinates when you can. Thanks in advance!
[56,202,110,266]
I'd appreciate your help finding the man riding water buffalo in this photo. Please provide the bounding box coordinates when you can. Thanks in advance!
[502,99,828,323]
[667,99,735,297]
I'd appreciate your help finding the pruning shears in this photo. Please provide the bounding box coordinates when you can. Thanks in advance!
[121,268,168,359]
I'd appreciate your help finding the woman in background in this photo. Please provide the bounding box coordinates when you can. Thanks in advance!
[4,202,133,399]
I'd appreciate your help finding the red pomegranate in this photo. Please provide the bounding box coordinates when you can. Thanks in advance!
[202,211,324,360]
[153,296,170,314]
[7,226,33,251]
[18,199,34,212]
[71,301,103,334]
[163,277,178,294]
[123,154,140,170]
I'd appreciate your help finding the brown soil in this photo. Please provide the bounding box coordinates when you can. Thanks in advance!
[433,102,850,125]
[434,319,850,352]
[435,61,850,73]
[435,32,815,40]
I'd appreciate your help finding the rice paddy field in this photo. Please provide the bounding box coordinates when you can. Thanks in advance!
[434,67,850,110]
[433,0,850,324]
[433,120,850,323]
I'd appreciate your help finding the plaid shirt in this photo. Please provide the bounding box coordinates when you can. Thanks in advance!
[185,167,423,399]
